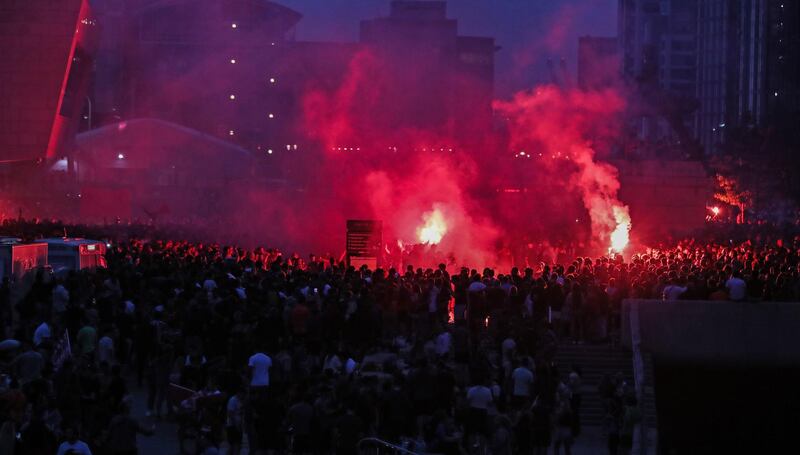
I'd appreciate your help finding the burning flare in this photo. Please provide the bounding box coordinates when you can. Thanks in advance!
[417,208,448,244]
[609,206,631,253]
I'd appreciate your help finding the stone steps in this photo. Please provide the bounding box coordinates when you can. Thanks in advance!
[553,343,634,428]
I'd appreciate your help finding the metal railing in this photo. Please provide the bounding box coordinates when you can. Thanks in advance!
[357,437,439,455]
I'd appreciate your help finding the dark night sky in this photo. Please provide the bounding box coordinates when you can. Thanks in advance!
[285,0,617,97]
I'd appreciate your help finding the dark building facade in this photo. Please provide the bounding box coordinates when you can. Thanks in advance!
[620,0,799,154]
[89,0,495,159]
[120,0,306,156]
[0,0,97,163]
[91,0,363,164]
[696,0,800,154]
[360,1,496,144]
[618,0,698,143]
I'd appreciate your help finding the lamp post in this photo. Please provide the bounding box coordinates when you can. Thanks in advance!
[85,95,92,130]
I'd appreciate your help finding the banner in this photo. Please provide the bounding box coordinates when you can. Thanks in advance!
[52,329,72,370]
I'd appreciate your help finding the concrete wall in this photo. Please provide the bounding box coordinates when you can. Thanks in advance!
[623,299,800,366]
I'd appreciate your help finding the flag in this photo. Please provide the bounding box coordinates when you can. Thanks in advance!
[52,329,71,370]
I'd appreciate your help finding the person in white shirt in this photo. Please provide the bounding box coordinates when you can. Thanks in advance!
[467,278,487,293]
[202,277,218,294]
[33,320,51,347]
[52,283,69,315]
[248,351,272,387]
[226,390,244,455]
[428,281,440,320]
[726,272,747,301]
[511,359,535,407]
[467,384,493,410]
[501,337,516,378]
[662,279,687,300]
[466,383,493,437]
[56,426,92,455]
[434,330,452,358]
[344,357,357,375]
[97,331,115,365]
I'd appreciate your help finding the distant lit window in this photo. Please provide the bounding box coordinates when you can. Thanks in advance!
[229,130,235,136]
[293,144,298,150]
[286,144,291,151]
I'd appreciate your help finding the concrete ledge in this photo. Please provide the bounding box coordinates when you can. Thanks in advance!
[622,299,800,366]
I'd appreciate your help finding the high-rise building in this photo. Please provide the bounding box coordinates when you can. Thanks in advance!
[619,0,699,145]
[0,0,97,162]
[618,0,664,82]
[121,0,305,153]
[360,1,496,143]
[660,0,698,97]
[578,36,619,91]
[696,0,800,154]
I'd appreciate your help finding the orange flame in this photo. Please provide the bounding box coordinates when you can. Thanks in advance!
[417,208,447,244]
[609,206,631,253]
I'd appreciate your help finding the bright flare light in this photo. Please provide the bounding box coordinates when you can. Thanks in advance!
[609,206,631,253]
[416,208,448,245]
[711,206,720,216]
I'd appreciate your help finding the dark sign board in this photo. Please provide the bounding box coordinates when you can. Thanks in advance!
[346,220,382,264]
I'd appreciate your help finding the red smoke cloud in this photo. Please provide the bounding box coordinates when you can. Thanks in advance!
[494,85,630,253]
[250,42,633,266]
[301,50,384,152]
[293,47,501,266]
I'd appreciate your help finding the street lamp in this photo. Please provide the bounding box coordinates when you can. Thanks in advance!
[85,96,92,130]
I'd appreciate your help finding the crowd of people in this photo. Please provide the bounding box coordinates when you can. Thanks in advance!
[0,219,797,455]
